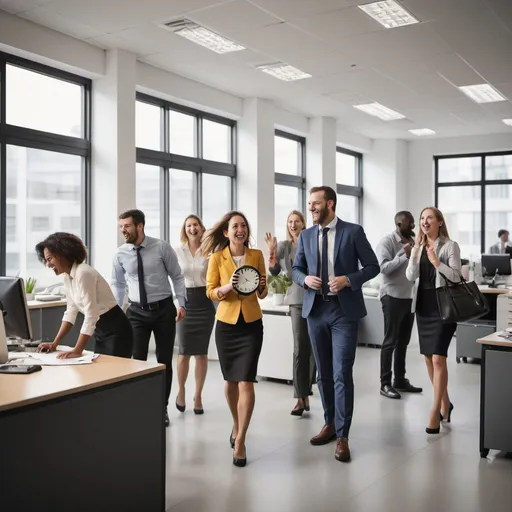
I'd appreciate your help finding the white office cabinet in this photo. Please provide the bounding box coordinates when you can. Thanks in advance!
[496,293,512,331]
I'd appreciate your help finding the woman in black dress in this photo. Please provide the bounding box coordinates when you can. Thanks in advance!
[406,207,461,434]
[203,211,267,467]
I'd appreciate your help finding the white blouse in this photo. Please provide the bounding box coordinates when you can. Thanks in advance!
[62,262,117,336]
[175,245,208,288]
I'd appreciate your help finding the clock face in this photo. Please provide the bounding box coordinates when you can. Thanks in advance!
[233,265,261,296]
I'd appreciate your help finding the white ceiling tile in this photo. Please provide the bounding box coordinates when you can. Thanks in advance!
[112,23,213,58]
[427,53,484,87]
[289,6,384,42]
[19,7,104,39]
[463,51,512,84]
[233,22,353,74]
[247,0,350,21]
[189,0,282,34]
[42,0,232,33]
[0,0,51,14]
[485,0,512,35]
[344,23,453,67]
[481,100,512,117]
[402,0,489,22]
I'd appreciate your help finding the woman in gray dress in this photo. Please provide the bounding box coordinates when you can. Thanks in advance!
[175,215,215,414]
[265,210,316,416]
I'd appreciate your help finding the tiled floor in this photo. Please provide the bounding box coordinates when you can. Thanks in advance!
[161,341,512,512]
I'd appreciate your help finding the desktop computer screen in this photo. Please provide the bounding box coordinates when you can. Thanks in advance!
[481,254,512,278]
[0,277,33,340]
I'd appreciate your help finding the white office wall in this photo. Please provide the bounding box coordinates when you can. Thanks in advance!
[0,9,104,77]
[406,133,512,216]
[363,139,409,248]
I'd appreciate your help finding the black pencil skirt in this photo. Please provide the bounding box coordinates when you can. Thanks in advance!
[176,287,215,355]
[94,305,133,359]
[416,289,456,358]
[215,314,263,382]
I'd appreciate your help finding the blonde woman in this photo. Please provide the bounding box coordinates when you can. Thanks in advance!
[406,207,461,434]
[174,215,215,415]
[265,211,316,416]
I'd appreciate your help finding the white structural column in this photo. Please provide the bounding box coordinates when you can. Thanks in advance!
[306,117,337,193]
[237,98,275,250]
[91,49,137,279]
[363,139,408,248]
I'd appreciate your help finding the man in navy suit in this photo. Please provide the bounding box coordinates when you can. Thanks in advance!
[292,186,379,462]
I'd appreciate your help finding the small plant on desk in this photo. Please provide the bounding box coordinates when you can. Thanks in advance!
[268,274,292,306]
[25,277,37,301]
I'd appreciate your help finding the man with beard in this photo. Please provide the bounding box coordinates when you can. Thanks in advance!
[376,211,422,400]
[111,209,186,427]
[292,186,379,462]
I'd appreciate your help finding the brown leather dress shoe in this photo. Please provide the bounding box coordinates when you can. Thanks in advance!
[310,424,336,446]
[335,437,351,462]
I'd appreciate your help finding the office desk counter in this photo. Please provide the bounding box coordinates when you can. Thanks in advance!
[476,332,512,459]
[0,356,166,512]
[455,288,511,363]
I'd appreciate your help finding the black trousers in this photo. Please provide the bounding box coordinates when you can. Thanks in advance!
[380,295,414,386]
[94,305,133,358]
[126,297,177,406]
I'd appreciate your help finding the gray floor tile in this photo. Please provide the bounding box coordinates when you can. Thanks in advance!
[153,342,511,512]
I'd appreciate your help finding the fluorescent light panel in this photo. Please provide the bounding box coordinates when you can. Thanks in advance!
[409,128,436,136]
[502,119,512,127]
[175,25,245,54]
[458,83,506,103]
[257,63,311,82]
[353,102,405,121]
[358,0,419,28]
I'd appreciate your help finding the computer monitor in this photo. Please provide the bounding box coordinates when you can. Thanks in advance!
[0,277,33,340]
[481,254,512,277]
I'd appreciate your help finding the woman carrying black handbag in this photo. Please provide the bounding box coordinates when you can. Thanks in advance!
[406,207,461,435]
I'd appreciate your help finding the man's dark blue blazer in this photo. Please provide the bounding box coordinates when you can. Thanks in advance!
[292,218,379,319]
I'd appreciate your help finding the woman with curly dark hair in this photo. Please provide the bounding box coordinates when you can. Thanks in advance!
[35,232,133,359]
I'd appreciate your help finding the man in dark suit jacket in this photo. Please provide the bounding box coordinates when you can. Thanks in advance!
[292,186,379,462]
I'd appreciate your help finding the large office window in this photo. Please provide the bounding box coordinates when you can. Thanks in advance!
[274,131,305,241]
[0,52,91,284]
[336,148,362,223]
[435,152,512,259]
[135,94,235,244]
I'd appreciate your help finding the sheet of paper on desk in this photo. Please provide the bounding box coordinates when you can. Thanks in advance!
[7,348,98,366]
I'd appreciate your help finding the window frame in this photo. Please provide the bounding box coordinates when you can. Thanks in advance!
[0,51,92,275]
[434,151,512,254]
[336,147,363,223]
[136,92,236,240]
[274,129,306,213]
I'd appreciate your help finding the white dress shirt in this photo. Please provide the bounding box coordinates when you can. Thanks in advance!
[175,245,208,288]
[62,262,117,336]
[318,217,338,294]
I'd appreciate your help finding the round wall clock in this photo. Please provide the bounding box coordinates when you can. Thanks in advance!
[233,265,261,296]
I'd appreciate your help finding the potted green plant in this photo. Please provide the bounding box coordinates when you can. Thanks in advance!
[25,277,37,302]
[268,274,293,306]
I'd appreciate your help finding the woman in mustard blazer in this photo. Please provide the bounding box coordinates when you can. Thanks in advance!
[203,211,268,468]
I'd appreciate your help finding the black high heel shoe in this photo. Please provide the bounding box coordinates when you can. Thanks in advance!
[425,426,440,434]
[175,399,186,413]
[291,398,307,416]
[230,430,236,449]
[440,403,454,423]
[233,446,247,467]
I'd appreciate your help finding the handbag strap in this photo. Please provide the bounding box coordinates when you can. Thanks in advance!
[438,269,465,286]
